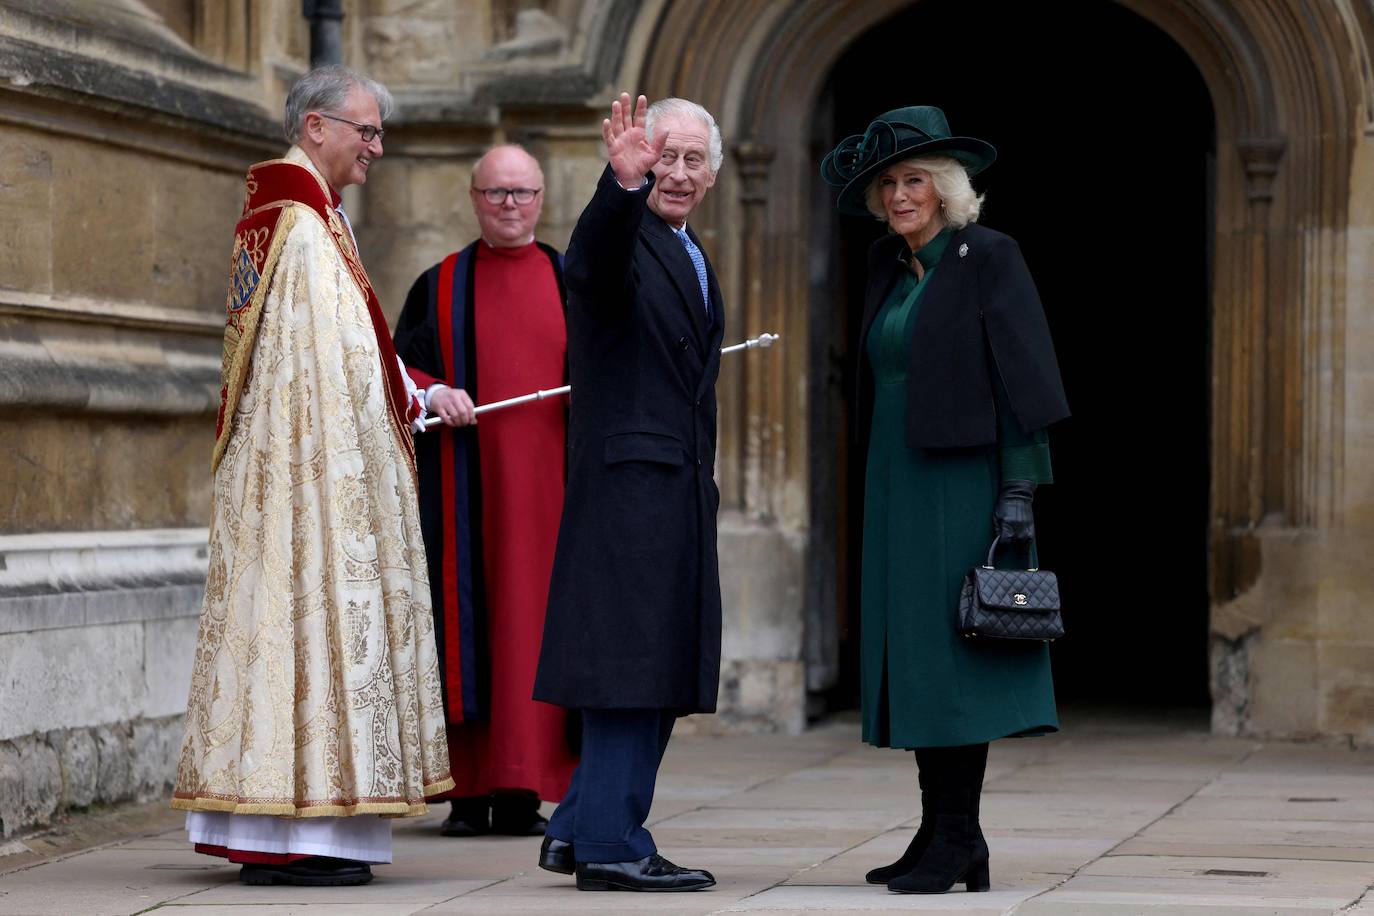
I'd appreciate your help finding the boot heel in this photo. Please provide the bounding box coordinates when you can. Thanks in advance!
[965,860,990,892]
[575,876,616,891]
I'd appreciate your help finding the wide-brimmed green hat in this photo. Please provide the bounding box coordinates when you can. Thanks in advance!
[820,106,996,216]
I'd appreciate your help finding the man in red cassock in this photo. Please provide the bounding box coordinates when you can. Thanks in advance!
[394,144,576,838]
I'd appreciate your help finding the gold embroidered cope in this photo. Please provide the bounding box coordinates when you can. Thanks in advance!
[173,149,453,818]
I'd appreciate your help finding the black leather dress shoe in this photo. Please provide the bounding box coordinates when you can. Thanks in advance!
[575,854,715,892]
[440,797,490,837]
[239,856,372,886]
[538,835,575,874]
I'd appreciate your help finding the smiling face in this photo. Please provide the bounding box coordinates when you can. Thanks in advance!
[877,160,945,250]
[469,146,544,247]
[306,85,383,191]
[646,112,716,227]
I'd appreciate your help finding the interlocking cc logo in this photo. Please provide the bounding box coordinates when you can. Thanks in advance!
[1013,594,1029,607]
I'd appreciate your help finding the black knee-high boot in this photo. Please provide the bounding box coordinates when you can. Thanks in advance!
[887,743,990,894]
[864,750,935,884]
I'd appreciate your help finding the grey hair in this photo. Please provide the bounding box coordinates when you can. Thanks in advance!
[864,155,984,228]
[645,97,723,173]
[284,65,395,144]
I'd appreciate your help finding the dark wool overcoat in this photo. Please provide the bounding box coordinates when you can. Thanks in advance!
[858,222,1070,450]
[532,167,725,712]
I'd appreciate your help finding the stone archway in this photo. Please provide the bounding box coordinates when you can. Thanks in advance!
[627,0,1372,736]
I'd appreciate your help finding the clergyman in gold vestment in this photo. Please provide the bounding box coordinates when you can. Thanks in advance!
[171,66,453,887]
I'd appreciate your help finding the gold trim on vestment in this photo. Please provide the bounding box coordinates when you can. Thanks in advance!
[211,205,296,474]
[170,775,454,819]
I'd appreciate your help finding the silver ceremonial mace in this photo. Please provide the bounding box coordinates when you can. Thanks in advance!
[419,332,779,430]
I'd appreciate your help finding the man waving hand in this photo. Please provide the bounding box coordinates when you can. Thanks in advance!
[533,93,726,893]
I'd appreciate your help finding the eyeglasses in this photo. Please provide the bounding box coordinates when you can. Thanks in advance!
[320,113,385,143]
[473,186,543,205]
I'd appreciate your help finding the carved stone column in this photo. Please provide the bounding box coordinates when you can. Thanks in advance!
[1212,137,1284,604]
[734,141,778,520]
[1247,138,1297,532]
[195,0,253,70]
[1238,136,1285,527]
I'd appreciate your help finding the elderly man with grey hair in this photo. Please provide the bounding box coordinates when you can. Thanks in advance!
[171,64,453,887]
[531,92,726,893]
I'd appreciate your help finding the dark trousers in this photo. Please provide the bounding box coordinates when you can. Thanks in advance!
[545,709,676,863]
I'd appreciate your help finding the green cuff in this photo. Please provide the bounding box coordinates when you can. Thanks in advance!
[1000,442,1053,484]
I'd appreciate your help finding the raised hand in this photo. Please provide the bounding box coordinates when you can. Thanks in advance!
[603,92,667,189]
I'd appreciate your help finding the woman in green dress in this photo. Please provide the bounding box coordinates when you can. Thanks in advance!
[820,108,1069,895]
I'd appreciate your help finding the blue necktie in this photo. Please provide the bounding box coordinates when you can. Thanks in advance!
[674,228,711,316]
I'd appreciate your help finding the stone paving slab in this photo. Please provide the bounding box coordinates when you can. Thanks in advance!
[661,806,909,832]
[1081,852,1374,882]
[1232,743,1374,771]
[183,875,496,905]
[1130,815,1374,849]
[1197,777,1374,803]
[0,846,238,915]
[1113,838,1374,863]
[424,892,723,914]
[1170,794,1374,821]
[1076,855,1374,906]
[1014,894,1342,915]
[4,713,1374,915]
[0,799,185,873]
[712,774,920,811]
[1016,874,1357,913]
[956,791,1177,833]
[717,886,1036,912]
[162,906,425,915]
[651,825,880,850]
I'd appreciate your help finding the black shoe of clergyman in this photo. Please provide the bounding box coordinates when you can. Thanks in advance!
[490,797,549,837]
[538,836,575,874]
[575,854,715,892]
[440,797,490,837]
[239,857,373,886]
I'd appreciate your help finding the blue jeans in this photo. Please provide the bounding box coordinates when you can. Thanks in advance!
[545,709,676,863]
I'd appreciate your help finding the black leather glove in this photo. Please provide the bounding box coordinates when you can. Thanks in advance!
[993,479,1036,542]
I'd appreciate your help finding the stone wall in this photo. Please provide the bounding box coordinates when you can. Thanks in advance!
[0,0,287,838]
[0,529,205,836]
[1208,119,1374,747]
[0,717,185,838]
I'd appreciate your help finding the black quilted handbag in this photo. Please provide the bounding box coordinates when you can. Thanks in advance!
[957,536,1063,642]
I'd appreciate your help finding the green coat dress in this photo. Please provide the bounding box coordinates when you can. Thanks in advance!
[861,226,1058,749]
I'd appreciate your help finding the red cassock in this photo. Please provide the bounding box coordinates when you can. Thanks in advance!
[395,240,577,802]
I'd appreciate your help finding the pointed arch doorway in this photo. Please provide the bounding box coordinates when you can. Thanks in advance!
[807,0,1215,711]
[637,0,1359,734]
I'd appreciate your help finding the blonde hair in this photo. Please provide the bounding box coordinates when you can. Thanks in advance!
[864,155,984,228]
